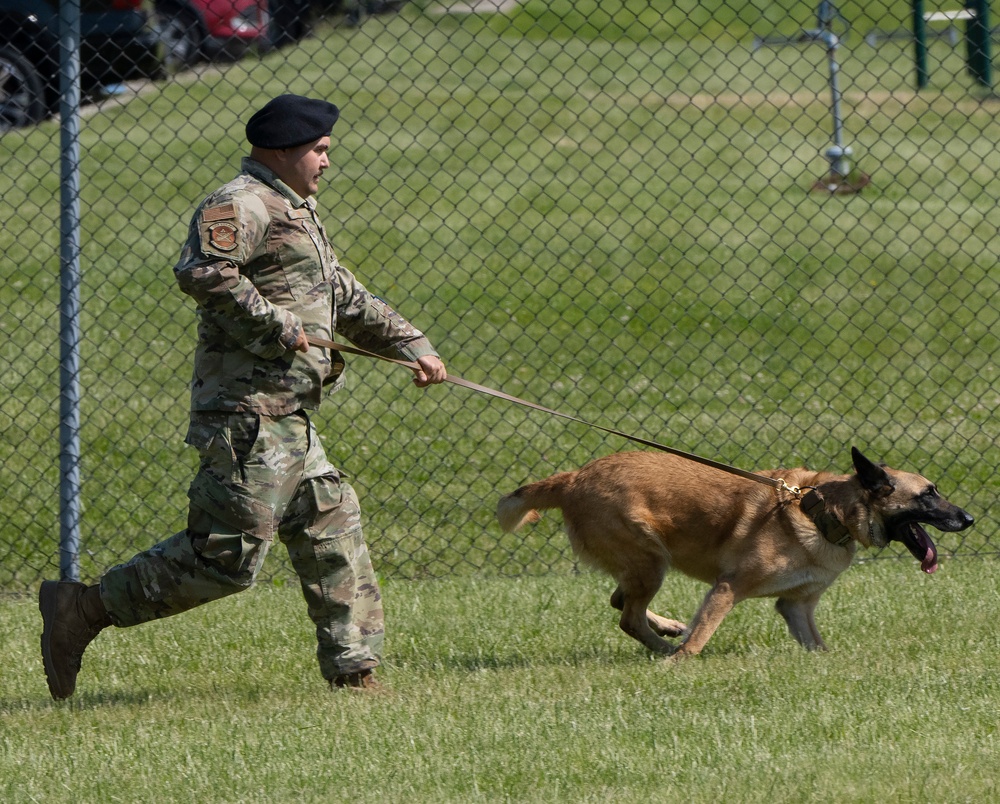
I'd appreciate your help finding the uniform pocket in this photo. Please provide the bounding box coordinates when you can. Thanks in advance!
[184,412,227,450]
[188,470,275,542]
[228,412,261,483]
[271,210,327,300]
[185,414,244,484]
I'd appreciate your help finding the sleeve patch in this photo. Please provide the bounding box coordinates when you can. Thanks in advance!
[198,200,244,258]
[202,204,236,222]
[207,222,239,252]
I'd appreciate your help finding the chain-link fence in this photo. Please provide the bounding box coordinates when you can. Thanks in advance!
[2,0,998,592]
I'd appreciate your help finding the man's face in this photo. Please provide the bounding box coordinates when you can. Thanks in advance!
[276,136,331,198]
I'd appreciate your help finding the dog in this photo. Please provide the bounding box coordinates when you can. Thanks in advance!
[496,447,973,658]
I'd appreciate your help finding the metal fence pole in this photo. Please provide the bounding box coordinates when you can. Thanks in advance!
[58,0,83,582]
[914,0,930,89]
[965,0,992,87]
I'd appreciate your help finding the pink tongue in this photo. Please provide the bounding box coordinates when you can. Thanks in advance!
[921,548,938,574]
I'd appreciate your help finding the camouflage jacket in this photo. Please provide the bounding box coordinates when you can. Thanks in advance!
[174,158,438,415]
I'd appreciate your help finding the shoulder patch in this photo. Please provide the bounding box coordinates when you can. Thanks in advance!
[207,222,239,252]
[197,199,244,258]
[202,203,236,222]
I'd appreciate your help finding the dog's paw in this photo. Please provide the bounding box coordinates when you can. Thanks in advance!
[649,616,687,638]
[661,644,700,664]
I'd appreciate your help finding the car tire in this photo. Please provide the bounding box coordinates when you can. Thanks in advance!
[0,44,48,131]
[156,6,205,72]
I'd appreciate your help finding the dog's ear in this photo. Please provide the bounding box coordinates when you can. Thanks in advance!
[852,446,895,498]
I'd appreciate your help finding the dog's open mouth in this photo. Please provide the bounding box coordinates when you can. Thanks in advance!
[897,523,939,574]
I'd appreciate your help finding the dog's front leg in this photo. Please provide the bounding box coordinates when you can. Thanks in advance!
[775,595,827,651]
[672,579,739,659]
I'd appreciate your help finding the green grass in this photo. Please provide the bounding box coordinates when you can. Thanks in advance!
[2,5,997,800]
[1,2,999,590]
[3,559,999,801]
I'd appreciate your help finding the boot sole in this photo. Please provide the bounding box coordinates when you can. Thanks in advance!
[38,580,72,700]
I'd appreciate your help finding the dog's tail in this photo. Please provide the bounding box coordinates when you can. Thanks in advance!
[496,471,577,532]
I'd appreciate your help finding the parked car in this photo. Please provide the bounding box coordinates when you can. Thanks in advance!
[0,0,163,131]
[154,0,269,71]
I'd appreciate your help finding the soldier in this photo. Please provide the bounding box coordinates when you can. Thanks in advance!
[38,94,447,698]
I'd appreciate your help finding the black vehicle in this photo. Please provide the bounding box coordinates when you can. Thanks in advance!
[0,0,163,131]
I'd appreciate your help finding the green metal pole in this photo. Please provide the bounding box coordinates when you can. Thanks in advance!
[914,0,929,90]
[965,0,992,87]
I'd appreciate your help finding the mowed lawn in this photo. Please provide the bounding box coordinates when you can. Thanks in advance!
[2,4,999,800]
[2,558,1000,802]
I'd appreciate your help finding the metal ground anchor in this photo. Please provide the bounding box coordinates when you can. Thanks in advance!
[824,144,852,179]
[754,2,870,194]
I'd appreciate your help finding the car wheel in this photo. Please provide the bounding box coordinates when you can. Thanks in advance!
[0,45,47,131]
[157,7,205,72]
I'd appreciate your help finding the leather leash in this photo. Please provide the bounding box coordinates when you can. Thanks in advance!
[307,335,799,495]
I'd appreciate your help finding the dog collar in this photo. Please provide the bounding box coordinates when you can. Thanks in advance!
[800,489,853,547]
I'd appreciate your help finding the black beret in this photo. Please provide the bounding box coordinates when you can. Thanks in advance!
[245,95,340,149]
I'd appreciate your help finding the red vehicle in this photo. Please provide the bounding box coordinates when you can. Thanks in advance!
[155,0,269,70]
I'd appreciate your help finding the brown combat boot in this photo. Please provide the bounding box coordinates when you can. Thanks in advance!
[329,668,381,692]
[38,581,112,700]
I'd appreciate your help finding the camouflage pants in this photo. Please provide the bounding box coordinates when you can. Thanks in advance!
[99,411,384,679]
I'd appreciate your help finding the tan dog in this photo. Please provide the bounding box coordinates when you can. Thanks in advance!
[496,447,973,658]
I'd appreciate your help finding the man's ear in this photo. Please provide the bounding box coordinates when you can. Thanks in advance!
[852,446,894,498]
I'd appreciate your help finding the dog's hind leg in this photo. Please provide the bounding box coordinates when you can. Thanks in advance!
[610,586,686,638]
[612,570,680,653]
[775,595,827,651]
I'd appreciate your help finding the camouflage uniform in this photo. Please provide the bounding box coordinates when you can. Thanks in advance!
[99,158,438,680]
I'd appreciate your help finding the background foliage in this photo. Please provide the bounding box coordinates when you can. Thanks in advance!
[1,0,998,591]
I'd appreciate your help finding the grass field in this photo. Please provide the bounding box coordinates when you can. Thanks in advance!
[2,6,999,796]
[3,558,999,801]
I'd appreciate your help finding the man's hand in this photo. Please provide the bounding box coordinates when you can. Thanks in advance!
[292,330,310,353]
[412,355,447,387]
